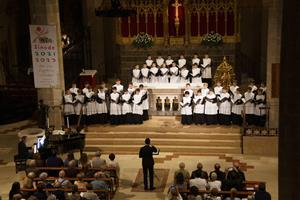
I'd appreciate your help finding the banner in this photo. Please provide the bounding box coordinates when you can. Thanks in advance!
[29,25,60,88]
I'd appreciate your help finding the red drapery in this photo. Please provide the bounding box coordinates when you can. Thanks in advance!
[199,12,207,36]
[217,10,225,35]
[208,12,216,32]
[191,12,198,36]
[130,15,137,36]
[139,13,146,33]
[121,17,129,37]
[168,0,185,36]
[156,12,164,37]
[227,11,234,35]
[147,11,155,36]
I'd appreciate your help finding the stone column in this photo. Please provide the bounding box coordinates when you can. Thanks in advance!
[163,0,169,46]
[279,0,300,199]
[265,0,282,128]
[29,0,65,129]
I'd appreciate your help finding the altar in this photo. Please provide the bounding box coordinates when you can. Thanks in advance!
[134,82,204,116]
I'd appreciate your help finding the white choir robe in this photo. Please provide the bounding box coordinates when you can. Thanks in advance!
[255,94,266,116]
[180,69,190,83]
[112,84,124,93]
[146,59,153,67]
[132,94,143,115]
[140,89,149,110]
[180,97,192,115]
[132,69,141,83]
[192,58,200,65]
[204,94,218,115]
[243,92,255,114]
[214,86,223,96]
[201,88,209,97]
[193,96,205,114]
[184,89,194,98]
[201,58,212,79]
[96,92,107,114]
[165,59,173,66]
[260,86,267,94]
[191,68,202,83]
[159,67,169,83]
[82,87,89,95]
[178,58,187,69]
[169,66,180,83]
[110,92,121,115]
[229,86,239,96]
[121,93,132,115]
[128,88,135,95]
[231,94,243,115]
[156,58,164,67]
[141,68,150,83]
[249,85,258,93]
[64,94,75,115]
[218,93,231,115]
[74,94,86,115]
[69,87,79,95]
[149,67,159,83]
[86,92,97,116]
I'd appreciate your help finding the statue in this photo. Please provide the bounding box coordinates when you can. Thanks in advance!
[164,97,171,111]
[156,96,162,111]
[172,97,179,111]
[213,56,236,89]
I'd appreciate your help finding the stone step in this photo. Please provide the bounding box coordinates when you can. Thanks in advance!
[85,138,241,147]
[84,144,241,154]
[85,132,241,140]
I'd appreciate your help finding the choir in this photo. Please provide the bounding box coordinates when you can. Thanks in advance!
[131,54,212,86]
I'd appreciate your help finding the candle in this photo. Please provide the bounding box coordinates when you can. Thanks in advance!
[47,117,50,129]
[67,117,69,128]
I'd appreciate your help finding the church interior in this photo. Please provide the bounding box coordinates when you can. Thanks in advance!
[0,0,299,200]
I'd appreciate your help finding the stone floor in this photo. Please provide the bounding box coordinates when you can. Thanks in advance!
[0,120,278,200]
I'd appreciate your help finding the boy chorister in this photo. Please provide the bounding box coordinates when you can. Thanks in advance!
[110,87,121,125]
[149,63,159,83]
[248,80,258,94]
[159,63,169,83]
[132,88,143,124]
[165,55,174,67]
[201,53,212,87]
[180,91,193,125]
[193,89,205,125]
[74,89,86,125]
[85,88,97,124]
[82,83,90,95]
[191,63,202,84]
[146,55,154,68]
[64,90,75,125]
[254,89,266,127]
[192,53,200,65]
[180,65,190,84]
[231,88,244,125]
[156,55,164,67]
[132,65,141,84]
[139,84,149,121]
[218,88,231,125]
[141,64,150,83]
[214,82,223,96]
[113,79,124,93]
[184,83,194,98]
[69,83,79,96]
[178,54,187,69]
[201,83,210,97]
[243,87,255,126]
[127,83,135,95]
[204,90,218,125]
[121,89,133,124]
[96,87,108,124]
[169,62,180,83]
[229,81,239,96]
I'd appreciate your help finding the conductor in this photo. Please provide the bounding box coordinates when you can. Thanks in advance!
[139,138,158,190]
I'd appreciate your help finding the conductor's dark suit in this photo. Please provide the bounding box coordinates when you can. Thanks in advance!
[139,144,157,189]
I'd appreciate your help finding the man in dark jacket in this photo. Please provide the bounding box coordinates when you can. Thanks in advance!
[139,138,158,190]
[253,183,271,200]
[18,136,31,159]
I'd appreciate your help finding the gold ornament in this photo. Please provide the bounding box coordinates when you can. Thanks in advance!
[213,56,236,90]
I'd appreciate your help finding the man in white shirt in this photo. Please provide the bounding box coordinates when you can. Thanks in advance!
[189,172,208,190]
[201,53,212,87]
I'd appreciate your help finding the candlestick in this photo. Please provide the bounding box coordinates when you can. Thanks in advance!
[47,117,50,129]
[67,117,70,128]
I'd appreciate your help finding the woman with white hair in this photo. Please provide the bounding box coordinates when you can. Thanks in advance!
[208,172,222,191]
[166,185,183,200]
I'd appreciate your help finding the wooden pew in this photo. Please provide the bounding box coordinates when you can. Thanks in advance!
[21,188,111,200]
[178,189,254,198]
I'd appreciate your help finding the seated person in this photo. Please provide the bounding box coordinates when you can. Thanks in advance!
[91,172,109,190]
[9,182,21,200]
[187,186,203,200]
[208,172,221,191]
[205,188,221,200]
[25,160,40,177]
[252,183,271,200]
[81,183,100,200]
[74,172,87,189]
[18,136,32,159]
[223,161,245,191]
[107,153,120,178]
[209,163,226,184]
[53,170,72,189]
[191,163,208,180]
[46,150,64,177]
[174,162,190,184]
[189,172,207,191]
[78,153,91,168]
[90,151,106,168]
[174,172,188,190]
[65,160,79,178]
[66,185,81,200]
[38,172,53,188]
[224,188,241,200]
[33,183,47,200]
[22,172,35,189]
[63,152,78,167]
[166,185,183,200]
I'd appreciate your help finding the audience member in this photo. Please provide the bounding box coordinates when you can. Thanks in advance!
[53,170,72,189]
[78,153,91,168]
[81,183,99,200]
[74,173,87,189]
[91,172,109,190]
[174,162,190,184]
[224,162,245,191]
[46,151,63,177]
[107,153,120,178]
[9,182,21,200]
[205,188,221,200]
[66,160,79,178]
[38,172,53,189]
[23,172,35,189]
[224,188,241,200]
[166,186,183,200]
[187,186,202,200]
[208,172,221,191]
[26,160,40,177]
[91,151,106,168]
[174,172,187,190]
[64,152,77,167]
[252,183,271,200]
[189,171,208,190]
[18,136,31,159]
[66,185,81,200]
[209,163,225,183]
[33,183,47,200]
[191,163,208,180]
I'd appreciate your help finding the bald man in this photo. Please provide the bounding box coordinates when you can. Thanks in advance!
[224,161,246,191]
[190,162,208,180]
[174,162,190,183]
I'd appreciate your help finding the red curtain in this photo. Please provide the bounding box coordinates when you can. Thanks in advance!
[121,17,129,37]
[130,15,137,36]
[227,11,234,35]
[156,12,164,37]
[217,11,225,35]
[147,11,155,36]
[191,12,198,36]
[199,12,207,36]
[139,13,146,33]
[208,12,216,32]
[168,0,185,36]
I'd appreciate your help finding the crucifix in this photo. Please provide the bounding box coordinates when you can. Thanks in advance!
[172,0,182,36]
